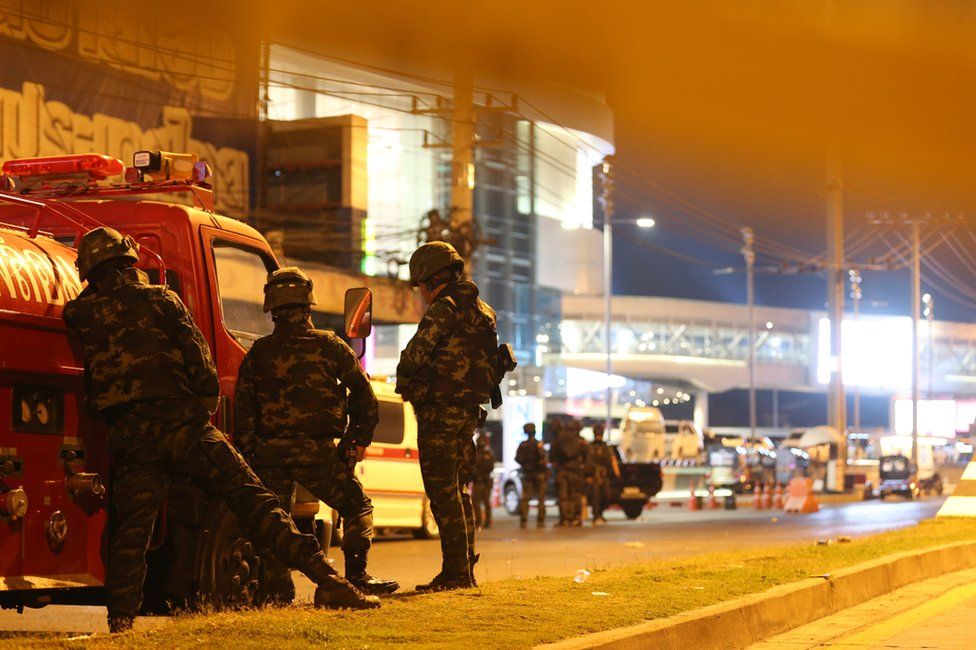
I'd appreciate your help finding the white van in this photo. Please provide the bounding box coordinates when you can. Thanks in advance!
[303,380,438,542]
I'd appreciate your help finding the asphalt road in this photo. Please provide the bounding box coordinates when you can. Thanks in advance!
[0,496,946,636]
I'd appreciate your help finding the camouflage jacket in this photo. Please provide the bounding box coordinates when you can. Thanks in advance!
[63,267,219,414]
[395,280,498,408]
[234,309,378,467]
[587,441,616,479]
[515,439,548,474]
[551,433,588,471]
[474,445,496,484]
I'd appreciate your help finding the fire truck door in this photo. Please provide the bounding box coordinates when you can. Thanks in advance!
[200,227,278,438]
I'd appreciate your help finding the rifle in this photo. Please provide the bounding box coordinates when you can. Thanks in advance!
[490,343,519,409]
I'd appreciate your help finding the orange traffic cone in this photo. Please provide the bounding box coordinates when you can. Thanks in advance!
[763,482,774,509]
[754,483,766,510]
[688,481,701,511]
[773,483,785,509]
[707,485,720,510]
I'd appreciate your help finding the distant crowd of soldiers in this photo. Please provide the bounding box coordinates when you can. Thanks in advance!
[471,419,621,529]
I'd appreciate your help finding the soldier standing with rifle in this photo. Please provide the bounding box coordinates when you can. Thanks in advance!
[551,419,588,527]
[396,241,515,592]
[471,432,496,529]
[63,229,377,633]
[515,423,548,529]
[234,267,399,602]
[587,423,620,525]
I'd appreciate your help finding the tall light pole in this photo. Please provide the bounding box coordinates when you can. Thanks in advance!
[849,269,862,431]
[601,157,615,435]
[741,227,757,442]
[597,157,655,434]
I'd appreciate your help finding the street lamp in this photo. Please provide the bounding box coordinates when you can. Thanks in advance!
[603,214,655,434]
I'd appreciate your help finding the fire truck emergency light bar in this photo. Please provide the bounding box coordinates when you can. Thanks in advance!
[1,153,124,181]
[128,150,211,184]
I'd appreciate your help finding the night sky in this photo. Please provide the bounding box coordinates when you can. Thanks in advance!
[257,1,976,321]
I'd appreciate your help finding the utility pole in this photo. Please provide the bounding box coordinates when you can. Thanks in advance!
[867,211,963,467]
[923,293,934,400]
[826,159,847,439]
[451,72,475,275]
[601,156,615,435]
[849,269,862,431]
[741,227,757,442]
[911,219,921,467]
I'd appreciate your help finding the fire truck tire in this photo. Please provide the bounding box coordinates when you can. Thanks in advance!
[195,505,261,610]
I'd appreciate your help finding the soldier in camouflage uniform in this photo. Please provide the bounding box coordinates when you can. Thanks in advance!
[396,241,500,592]
[62,228,378,632]
[550,420,588,526]
[471,432,496,529]
[587,423,620,525]
[234,268,398,600]
[515,422,548,529]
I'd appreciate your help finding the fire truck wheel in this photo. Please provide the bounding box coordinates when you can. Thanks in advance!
[412,497,440,539]
[197,506,260,609]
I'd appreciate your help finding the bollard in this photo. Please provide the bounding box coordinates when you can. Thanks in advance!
[687,481,701,511]
[762,482,774,509]
[707,485,720,510]
[773,483,785,509]
[754,484,766,511]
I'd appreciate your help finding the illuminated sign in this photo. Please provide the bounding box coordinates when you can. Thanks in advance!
[894,398,976,437]
[817,317,912,389]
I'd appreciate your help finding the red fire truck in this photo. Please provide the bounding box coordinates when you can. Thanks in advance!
[0,151,315,613]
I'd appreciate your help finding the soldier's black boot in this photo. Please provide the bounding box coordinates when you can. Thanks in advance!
[415,571,473,593]
[345,550,399,595]
[107,612,134,633]
[302,551,380,610]
[468,552,480,587]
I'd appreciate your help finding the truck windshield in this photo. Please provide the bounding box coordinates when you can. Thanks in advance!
[212,241,275,348]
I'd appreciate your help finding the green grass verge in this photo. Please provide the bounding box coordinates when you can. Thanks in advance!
[9,518,976,649]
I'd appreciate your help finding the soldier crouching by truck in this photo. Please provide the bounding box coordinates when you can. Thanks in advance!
[62,229,378,632]
[233,268,399,601]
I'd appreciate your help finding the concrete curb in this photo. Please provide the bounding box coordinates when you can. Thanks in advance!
[538,539,976,650]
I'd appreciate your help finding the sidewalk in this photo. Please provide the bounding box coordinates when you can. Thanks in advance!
[751,565,976,649]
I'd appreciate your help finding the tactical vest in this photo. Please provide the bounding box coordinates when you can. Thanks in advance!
[247,331,348,440]
[425,283,499,404]
[67,282,196,411]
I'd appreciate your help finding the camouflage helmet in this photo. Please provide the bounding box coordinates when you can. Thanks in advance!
[263,266,317,313]
[408,241,464,287]
[75,227,140,281]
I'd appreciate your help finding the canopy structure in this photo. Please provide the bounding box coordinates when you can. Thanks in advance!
[799,426,844,448]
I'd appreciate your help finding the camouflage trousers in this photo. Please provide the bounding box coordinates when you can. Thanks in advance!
[589,476,612,520]
[556,466,584,523]
[105,399,326,619]
[416,403,480,578]
[519,472,548,524]
[255,452,374,602]
[471,480,493,528]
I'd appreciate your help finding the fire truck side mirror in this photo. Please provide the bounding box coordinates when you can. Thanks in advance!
[344,287,372,358]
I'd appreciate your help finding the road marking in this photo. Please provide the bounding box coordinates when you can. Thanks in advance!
[830,581,976,648]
